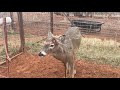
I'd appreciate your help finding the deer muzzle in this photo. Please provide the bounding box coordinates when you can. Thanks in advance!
[38,51,47,57]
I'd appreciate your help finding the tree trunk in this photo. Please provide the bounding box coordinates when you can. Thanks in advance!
[17,12,25,52]
[3,18,10,77]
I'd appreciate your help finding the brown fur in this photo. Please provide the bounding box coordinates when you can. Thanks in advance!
[39,27,82,78]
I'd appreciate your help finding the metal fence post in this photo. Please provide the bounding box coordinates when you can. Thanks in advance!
[50,12,53,34]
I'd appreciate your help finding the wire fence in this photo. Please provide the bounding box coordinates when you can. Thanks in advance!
[0,12,120,78]
[0,13,20,63]
[22,12,120,41]
[0,12,120,63]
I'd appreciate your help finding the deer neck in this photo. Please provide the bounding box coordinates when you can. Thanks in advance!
[52,45,66,62]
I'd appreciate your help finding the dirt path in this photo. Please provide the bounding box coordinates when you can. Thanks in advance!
[0,52,120,78]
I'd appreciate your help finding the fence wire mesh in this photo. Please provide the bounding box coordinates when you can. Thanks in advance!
[0,12,120,78]
[0,12,120,63]
[20,12,120,42]
[0,12,21,63]
[20,12,71,54]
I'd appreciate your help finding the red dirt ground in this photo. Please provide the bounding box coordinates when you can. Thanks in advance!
[1,14,120,78]
[0,52,120,78]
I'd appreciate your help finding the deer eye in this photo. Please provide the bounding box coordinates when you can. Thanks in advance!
[50,44,54,47]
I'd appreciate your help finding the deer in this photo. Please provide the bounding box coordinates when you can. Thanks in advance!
[38,26,82,78]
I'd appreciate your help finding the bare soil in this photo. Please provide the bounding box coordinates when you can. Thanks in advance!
[1,14,120,78]
[0,52,120,78]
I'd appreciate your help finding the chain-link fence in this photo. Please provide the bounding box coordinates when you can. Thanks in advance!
[21,12,120,41]
[21,12,70,36]
[0,12,120,78]
[21,12,71,54]
[0,12,120,63]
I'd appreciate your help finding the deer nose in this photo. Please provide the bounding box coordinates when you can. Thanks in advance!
[38,51,47,57]
[38,52,44,56]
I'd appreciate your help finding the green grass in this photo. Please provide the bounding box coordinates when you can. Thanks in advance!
[0,31,42,61]
[25,41,43,54]
[1,31,120,67]
[0,44,20,58]
[77,38,120,67]
[0,29,43,62]
[25,36,120,67]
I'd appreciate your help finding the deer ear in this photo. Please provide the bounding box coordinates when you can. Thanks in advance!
[59,35,66,42]
[48,30,54,40]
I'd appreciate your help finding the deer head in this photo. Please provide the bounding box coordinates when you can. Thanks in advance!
[39,30,61,57]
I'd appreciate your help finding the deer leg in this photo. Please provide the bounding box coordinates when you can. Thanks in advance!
[74,68,76,75]
[70,62,75,78]
[69,64,72,78]
[69,65,74,78]
[72,66,75,78]
[73,53,76,75]
[73,61,76,75]
[65,62,69,78]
